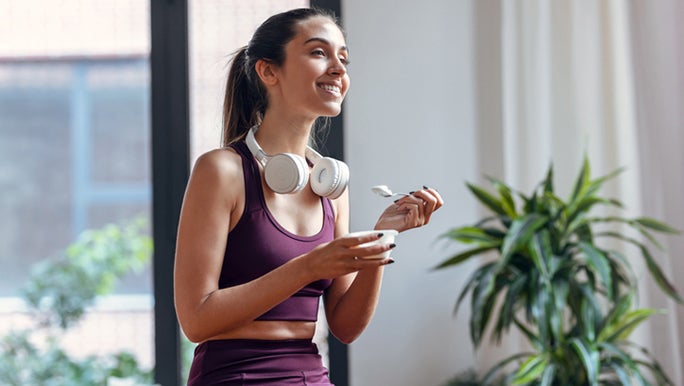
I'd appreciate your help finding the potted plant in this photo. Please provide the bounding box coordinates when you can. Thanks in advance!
[435,157,681,385]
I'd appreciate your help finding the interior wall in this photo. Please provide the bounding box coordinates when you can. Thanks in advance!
[630,0,684,381]
[342,1,479,385]
[342,1,684,385]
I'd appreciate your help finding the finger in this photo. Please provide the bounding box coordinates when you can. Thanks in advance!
[411,190,437,224]
[352,256,396,269]
[351,241,396,259]
[340,231,384,247]
[413,187,444,224]
[351,257,395,268]
[424,186,445,209]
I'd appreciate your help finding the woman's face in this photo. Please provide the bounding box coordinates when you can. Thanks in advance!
[274,16,350,119]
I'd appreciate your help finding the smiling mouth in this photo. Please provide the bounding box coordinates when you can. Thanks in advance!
[317,83,341,97]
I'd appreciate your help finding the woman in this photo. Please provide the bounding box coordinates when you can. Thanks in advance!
[174,7,443,385]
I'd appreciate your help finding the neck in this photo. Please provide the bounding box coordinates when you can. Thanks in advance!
[256,113,316,156]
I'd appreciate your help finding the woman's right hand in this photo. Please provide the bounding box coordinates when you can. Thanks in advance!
[299,232,395,281]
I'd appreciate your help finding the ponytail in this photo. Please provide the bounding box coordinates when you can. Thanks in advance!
[221,47,267,146]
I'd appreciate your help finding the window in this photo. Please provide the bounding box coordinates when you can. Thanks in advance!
[0,1,153,383]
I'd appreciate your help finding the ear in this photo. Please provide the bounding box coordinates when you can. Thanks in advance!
[254,59,279,87]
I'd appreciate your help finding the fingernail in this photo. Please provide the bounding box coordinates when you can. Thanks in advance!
[377,233,384,238]
[409,191,415,195]
[389,243,396,249]
[387,259,395,264]
[393,199,400,203]
[423,185,430,189]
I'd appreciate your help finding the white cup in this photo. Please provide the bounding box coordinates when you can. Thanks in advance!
[346,229,398,259]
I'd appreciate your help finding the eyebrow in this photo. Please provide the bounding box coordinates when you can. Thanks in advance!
[303,37,348,53]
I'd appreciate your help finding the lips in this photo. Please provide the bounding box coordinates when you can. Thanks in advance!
[317,83,342,97]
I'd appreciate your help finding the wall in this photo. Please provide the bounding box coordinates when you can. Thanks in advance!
[343,1,480,385]
[343,1,684,385]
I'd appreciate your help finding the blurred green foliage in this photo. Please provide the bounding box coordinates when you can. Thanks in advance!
[0,217,155,386]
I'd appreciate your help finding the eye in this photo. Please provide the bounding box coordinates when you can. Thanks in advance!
[339,56,350,66]
[312,49,326,57]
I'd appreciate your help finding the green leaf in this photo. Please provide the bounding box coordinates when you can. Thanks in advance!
[530,282,551,344]
[598,293,634,340]
[441,226,503,245]
[499,214,549,265]
[634,217,681,234]
[585,167,624,198]
[540,363,556,386]
[591,216,666,251]
[513,316,543,349]
[580,296,597,342]
[487,176,519,219]
[481,353,533,385]
[467,182,508,216]
[529,231,551,281]
[569,338,599,385]
[512,354,549,385]
[469,265,498,347]
[601,308,659,343]
[542,163,554,194]
[550,278,568,344]
[496,272,529,343]
[633,357,674,385]
[599,231,682,303]
[433,245,499,270]
[579,242,614,300]
[454,262,497,316]
[639,245,682,302]
[569,156,591,206]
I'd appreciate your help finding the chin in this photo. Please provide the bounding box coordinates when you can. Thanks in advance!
[320,103,343,117]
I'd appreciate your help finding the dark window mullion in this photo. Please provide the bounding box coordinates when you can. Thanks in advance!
[150,1,190,385]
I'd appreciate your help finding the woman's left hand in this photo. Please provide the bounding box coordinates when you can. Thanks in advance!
[374,186,444,233]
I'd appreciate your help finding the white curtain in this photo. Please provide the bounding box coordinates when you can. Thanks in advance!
[473,0,684,383]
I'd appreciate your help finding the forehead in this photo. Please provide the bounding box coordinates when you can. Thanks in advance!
[291,16,346,47]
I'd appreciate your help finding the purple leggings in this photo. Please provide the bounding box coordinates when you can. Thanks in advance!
[187,339,334,385]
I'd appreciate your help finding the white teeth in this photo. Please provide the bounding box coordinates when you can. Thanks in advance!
[319,84,340,94]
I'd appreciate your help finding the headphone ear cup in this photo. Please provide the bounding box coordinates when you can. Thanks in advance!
[311,157,349,199]
[264,153,309,194]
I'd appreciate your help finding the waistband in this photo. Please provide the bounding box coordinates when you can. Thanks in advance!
[189,339,326,385]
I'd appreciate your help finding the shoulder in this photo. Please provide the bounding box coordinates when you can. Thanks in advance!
[186,147,245,199]
[191,147,243,180]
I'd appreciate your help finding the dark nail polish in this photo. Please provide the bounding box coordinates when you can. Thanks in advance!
[377,233,384,238]
[389,243,396,249]
[409,191,415,195]
[387,259,395,264]
[423,185,430,189]
[393,199,400,203]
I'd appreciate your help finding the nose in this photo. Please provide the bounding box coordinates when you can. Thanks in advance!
[328,58,347,77]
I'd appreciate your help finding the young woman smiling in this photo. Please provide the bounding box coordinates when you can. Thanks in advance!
[174,8,443,385]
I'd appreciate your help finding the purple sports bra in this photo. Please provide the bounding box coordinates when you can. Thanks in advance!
[218,141,335,321]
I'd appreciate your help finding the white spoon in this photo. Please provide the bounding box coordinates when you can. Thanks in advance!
[371,185,408,199]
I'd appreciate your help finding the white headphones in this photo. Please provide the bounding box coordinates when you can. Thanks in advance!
[245,126,350,199]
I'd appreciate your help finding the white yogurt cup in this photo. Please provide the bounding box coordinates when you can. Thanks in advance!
[346,229,398,259]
